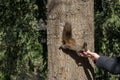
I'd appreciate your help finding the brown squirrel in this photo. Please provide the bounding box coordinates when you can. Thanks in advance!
[60,22,87,53]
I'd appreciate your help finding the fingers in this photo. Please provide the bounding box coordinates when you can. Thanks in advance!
[78,49,92,57]
[77,52,88,57]
[86,49,90,53]
[86,50,92,55]
[77,53,84,57]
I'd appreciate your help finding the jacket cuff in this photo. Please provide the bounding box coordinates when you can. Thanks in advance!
[95,56,110,68]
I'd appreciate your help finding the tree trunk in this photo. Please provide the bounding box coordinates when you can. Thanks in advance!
[47,0,94,80]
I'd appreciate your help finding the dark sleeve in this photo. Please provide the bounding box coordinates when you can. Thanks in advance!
[95,56,120,74]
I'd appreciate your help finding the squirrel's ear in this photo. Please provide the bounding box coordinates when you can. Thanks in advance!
[82,42,87,52]
[59,45,65,50]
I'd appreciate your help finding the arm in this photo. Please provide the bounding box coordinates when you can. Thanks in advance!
[79,50,120,74]
[96,56,120,74]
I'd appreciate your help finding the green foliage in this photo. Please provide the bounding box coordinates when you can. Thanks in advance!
[0,0,46,80]
[95,0,120,79]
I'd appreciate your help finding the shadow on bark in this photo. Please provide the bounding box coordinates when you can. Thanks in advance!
[61,49,95,80]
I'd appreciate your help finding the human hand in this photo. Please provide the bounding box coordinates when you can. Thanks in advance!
[78,50,100,62]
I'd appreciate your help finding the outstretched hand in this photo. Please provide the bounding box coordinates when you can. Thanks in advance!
[78,50,100,62]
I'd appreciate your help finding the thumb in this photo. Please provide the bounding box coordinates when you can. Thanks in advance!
[86,50,93,55]
[86,49,90,53]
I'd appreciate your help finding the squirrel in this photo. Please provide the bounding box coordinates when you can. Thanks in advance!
[59,22,87,53]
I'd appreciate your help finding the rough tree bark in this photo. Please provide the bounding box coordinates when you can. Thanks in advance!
[47,0,94,80]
